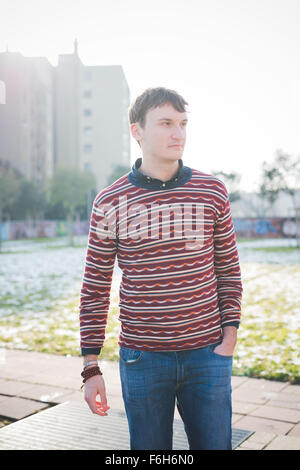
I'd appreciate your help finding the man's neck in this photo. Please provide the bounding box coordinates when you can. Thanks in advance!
[138,156,180,183]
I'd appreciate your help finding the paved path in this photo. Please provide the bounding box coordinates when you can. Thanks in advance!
[0,349,299,450]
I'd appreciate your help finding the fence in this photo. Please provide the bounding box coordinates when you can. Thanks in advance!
[233,217,299,238]
[0,220,89,241]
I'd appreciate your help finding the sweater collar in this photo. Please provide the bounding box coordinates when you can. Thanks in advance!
[128,157,192,190]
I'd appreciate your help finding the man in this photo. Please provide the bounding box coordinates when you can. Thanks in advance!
[79,87,243,450]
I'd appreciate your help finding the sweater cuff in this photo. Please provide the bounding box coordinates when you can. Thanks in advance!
[221,321,239,329]
[81,347,101,356]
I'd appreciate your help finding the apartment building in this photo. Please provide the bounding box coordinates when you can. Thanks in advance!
[0,40,131,191]
[0,51,54,183]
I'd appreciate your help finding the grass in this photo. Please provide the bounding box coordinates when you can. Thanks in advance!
[0,250,29,255]
[236,237,268,242]
[231,263,300,383]
[0,288,121,359]
[42,244,87,250]
[251,246,300,252]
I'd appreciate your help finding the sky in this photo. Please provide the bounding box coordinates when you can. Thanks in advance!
[1,0,300,192]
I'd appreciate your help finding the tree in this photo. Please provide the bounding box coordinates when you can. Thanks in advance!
[9,178,48,220]
[0,167,19,251]
[260,149,300,246]
[243,192,273,217]
[106,164,131,186]
[211,170,241,203]
[48,166,97,246]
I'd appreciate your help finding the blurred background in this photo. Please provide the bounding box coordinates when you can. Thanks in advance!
[0,0,299,385]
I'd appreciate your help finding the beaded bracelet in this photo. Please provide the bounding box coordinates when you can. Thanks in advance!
[80,366,103,390]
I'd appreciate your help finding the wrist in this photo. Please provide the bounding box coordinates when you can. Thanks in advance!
[222,336,236,346]
[83,354,98,361]
[221,327,237,350]
[222,326,237,340]
[83,360,98,369]
[83,354,98,367]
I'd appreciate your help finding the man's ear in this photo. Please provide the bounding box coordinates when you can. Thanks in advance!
[130,122,142,143]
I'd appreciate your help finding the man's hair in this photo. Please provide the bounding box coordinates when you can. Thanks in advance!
[128,86,189,130]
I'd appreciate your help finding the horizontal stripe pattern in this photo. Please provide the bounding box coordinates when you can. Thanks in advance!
[79,169,243,355]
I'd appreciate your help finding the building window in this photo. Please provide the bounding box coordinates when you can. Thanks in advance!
[84,162,92,171]
[84,162,92,172]
[84,126,93,136]
[84,108,92,116]
[83,90,92,98]
[84,70,92,81]
[84,144,93,153]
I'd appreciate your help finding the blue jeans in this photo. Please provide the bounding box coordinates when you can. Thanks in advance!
[119,342,233,450]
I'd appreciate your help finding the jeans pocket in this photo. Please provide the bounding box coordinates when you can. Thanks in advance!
[119,346,144,365]
[209,343,233,359]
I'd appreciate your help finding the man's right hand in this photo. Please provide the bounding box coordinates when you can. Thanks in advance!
[84,374,110,416]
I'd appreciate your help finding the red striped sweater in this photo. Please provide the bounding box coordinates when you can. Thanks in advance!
[79,159,243,356]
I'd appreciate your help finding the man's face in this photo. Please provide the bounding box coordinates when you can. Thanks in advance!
[131,103,188,161]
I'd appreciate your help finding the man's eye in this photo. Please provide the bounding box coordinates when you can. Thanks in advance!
[161,122,186,126]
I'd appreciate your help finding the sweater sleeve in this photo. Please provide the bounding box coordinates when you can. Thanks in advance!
[213,184,243,329]
[79,195,118,356]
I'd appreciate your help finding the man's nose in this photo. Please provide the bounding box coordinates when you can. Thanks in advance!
[171,125,185,139]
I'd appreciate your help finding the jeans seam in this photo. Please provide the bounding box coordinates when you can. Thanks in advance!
[175,352,180,386]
